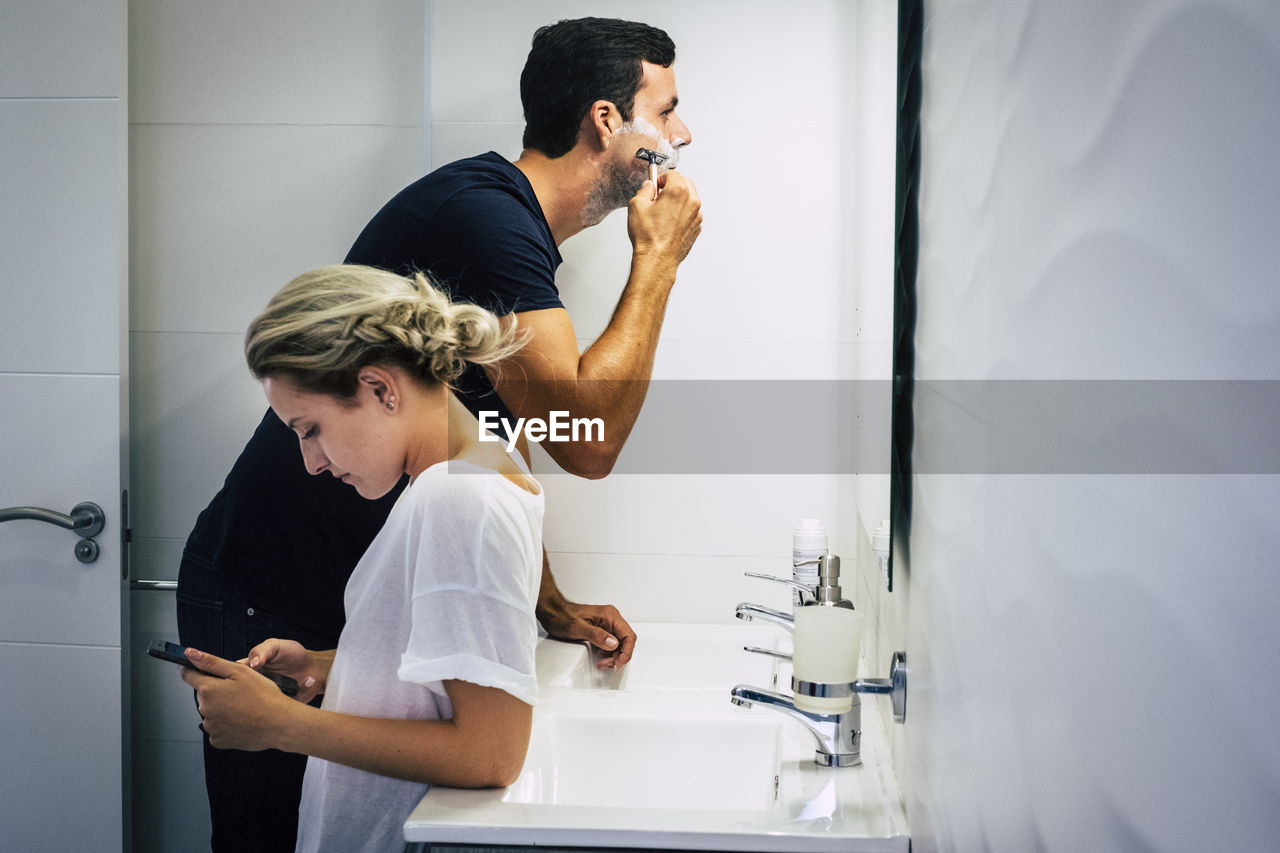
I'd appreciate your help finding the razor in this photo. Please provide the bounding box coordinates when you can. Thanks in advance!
[635,147,669,199]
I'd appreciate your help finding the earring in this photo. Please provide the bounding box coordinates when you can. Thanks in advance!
[385,396,397,412]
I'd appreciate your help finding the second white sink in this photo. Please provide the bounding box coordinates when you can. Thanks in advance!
[505,713,783,811]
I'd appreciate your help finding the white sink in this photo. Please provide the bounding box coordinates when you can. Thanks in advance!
[505,713,782,811]
[407,622,908,852]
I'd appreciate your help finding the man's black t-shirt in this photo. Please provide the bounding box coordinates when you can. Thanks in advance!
[182,153,562,631]
[347,151,563,425]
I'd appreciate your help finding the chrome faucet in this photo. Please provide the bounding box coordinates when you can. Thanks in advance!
[742,570,817,606]
[735,556,856,631]
[730,684,863,766]
[732,655,908,767]
[734,601,795,632]
[733,566,818,632]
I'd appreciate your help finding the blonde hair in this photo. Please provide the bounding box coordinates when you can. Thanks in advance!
[245,264,525,398]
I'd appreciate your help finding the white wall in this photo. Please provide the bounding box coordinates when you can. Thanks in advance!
[896,1,1280,849]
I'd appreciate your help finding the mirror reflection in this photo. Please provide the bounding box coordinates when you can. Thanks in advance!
[125,3,906,847]
[428,0,899,577]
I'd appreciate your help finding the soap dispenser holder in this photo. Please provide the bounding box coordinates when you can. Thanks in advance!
[794,650,908,724]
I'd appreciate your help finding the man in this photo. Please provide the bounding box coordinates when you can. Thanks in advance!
[178,17,700,852]
[350,19,698,481]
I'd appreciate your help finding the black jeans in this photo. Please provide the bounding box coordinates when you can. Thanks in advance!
[177,550,341,853]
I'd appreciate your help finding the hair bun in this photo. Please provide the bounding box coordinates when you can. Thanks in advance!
[246,265,526,397]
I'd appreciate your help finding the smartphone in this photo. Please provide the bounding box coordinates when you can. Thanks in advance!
[148,639,299,697]
[147,640,193,666]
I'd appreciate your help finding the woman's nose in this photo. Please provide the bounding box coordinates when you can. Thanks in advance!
[299,441,328,476]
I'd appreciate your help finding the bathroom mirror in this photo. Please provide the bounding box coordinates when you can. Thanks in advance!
[889,0,923,591]
[431,0,917,589]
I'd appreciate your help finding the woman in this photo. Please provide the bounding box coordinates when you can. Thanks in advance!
[181,264,542,853]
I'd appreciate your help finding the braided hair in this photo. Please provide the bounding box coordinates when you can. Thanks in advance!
[245,264,525,399]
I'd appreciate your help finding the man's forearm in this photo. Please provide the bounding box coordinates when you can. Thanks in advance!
[490,174,701,475]
[583,251,675,371]
[564,254,675,445]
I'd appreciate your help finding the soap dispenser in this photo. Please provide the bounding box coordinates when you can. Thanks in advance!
[792,555,862,713]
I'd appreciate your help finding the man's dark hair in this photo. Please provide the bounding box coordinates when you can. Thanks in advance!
[520,17,676,158]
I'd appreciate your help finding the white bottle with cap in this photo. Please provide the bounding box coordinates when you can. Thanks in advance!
[791,519,828,606]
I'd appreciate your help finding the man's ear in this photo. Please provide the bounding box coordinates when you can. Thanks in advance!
[357,366,399,411]
[583,99,622,151]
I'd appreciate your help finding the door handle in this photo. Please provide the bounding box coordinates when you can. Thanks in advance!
[0,501,106,563]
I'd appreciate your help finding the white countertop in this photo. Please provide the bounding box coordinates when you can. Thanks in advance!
[404,623,909,852]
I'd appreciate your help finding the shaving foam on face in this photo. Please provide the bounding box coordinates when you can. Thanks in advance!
[579,118,685,227]
[617,118,680,172]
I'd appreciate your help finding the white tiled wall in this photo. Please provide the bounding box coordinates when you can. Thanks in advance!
[900,1,1280,849]
[128,1,897,847]
[129,0,426,561]
[127,2,426,849]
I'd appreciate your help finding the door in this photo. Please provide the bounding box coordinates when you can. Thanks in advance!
[0,1,128,850]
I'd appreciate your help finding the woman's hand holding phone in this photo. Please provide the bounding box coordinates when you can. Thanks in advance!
[181,648,300,751]
[243,638,332,705]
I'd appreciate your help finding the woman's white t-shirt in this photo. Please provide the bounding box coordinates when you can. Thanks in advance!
[294,459,543,853]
